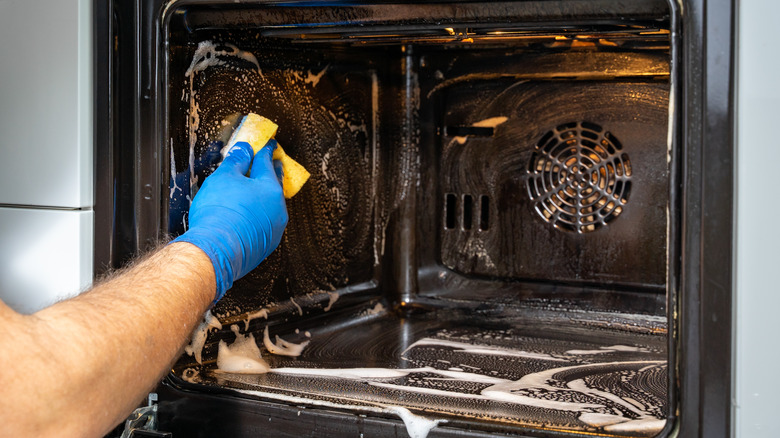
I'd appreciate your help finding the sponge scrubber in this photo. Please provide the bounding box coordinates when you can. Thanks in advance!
[226,113,310,198]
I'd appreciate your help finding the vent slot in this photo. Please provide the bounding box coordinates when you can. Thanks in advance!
[479,195,490,231]
[526,121,632,233]
[444,193,490,231]
[445,193,457,229]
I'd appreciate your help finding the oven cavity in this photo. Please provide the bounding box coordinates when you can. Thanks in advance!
[163,1,675,437]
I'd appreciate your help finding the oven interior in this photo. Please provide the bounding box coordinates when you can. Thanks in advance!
[164,2,674,437]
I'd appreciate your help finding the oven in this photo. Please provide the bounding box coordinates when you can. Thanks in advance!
[94,1,735,437]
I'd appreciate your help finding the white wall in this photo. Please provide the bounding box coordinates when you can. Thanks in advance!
[0,0,93,313]
[734,0,780,435]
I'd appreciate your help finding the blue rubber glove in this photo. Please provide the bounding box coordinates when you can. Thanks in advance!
[172,141,288,303]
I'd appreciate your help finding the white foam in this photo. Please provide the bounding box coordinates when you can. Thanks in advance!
[184,311,222,364]
[187,90,199,200]
[564,349,612,355]
[216,325,270,374]
[185,41,260,77]
[577,412,627,427]
[184,41,263,204]
[370,71,381,267]
[481,360,664,415]
[270,366,508,388]
[244,308,269,331]
[348,123,367,133]
[569,378,645,415]
[384,407,446,438]
[483,388,604,411]
[290,297,303,316]
[361,302,385,316]
[323,291,340,312]
[264,361,665,432]
[605,344,649,352]
[305,65,329,87]
[230,360,666,435]
[403,338,566,362]
[263,326,310,357]
[170,142,181,199]
[368,381,488,401]
[181,368,200,384]
[424,369,507,384]
[603,417,666,433]
[565,345,648,355]
[289,70,305,83]
[321,150,332,178]
[272,367,430,379]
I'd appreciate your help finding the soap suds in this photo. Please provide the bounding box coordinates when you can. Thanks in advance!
[384,407,447,438]
[183,40,262,203]
[565,345,650,355]
[481,360,664,413]
[263,326,310,357]
[170,144,181,199]
[244,308,269,331]
[403,338,566,362]
[185,41,260,78]
[323,291,340,312]
[184,311,222,364]
[216,325,270,374]
[273,367,429,379]
[360,302,385,317]
[305,65,329,87]
[267,361,665,432]
[181,367,200,384]
[603,417,667,433]
[220,355,664,434]
[290,297,303,316]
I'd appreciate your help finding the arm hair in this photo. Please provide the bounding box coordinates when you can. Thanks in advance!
[0,242,215,437]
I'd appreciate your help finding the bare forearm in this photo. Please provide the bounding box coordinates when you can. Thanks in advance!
[0,242,214,438]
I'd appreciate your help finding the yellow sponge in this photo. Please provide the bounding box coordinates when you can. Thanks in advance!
[227,113,310,198]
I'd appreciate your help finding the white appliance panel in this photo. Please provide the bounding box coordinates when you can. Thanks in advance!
[0,207,93,314]
[0,0,93,208]
[734,0,780,435]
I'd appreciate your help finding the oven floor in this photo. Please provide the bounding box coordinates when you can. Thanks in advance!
[172,302,668,437]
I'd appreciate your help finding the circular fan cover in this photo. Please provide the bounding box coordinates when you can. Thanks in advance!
[526,122,632,233]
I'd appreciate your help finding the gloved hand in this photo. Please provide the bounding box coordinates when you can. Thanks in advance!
[172,141,288,303]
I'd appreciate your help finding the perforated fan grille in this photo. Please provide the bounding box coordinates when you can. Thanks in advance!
[526,122,632,233]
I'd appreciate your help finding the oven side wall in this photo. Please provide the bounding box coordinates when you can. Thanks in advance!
[676,0,735,436]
